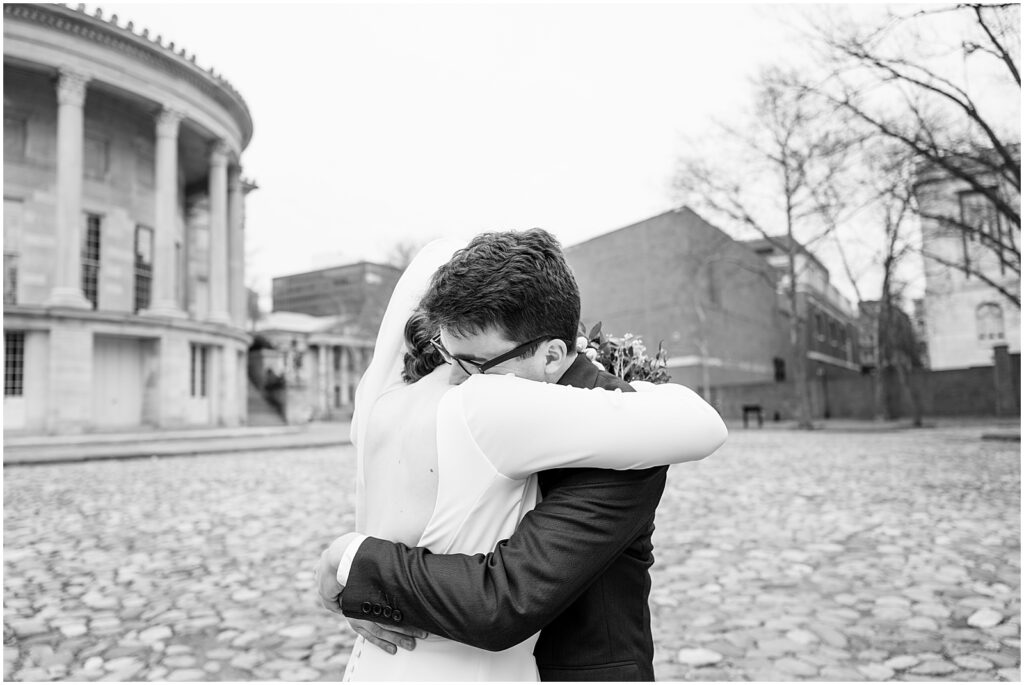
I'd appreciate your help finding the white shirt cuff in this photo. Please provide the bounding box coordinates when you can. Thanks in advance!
[336,533,369,587]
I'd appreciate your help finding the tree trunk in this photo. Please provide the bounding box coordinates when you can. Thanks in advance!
[873,317,888,421]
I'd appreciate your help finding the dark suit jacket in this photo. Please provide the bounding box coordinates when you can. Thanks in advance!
[341,354,669,681]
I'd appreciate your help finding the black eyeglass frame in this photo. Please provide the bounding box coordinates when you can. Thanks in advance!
[430,334,555,375]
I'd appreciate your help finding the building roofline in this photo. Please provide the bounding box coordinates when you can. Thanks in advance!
[5,3,254,148]
[271,261,403,282]
[564,205,704,251]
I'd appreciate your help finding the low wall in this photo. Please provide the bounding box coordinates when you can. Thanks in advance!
[710,350,1019,420]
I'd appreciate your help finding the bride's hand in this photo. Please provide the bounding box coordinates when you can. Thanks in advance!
[315,543,346,614]
[346,616,427,655]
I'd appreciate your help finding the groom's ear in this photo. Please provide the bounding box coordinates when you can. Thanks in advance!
[542,339,568,370]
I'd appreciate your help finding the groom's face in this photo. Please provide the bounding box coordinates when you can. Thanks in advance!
[439,326,548,385]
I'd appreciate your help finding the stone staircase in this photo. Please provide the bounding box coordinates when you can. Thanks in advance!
[247,380,286,426]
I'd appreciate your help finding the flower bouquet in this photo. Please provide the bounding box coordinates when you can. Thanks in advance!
[576,321,671,384]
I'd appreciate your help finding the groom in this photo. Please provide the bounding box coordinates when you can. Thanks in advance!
[319,228,669,681]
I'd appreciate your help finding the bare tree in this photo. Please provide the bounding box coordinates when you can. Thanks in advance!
[829,142,924,424]
[675,67,854,429]
[386,238,433,271]
[805,3,1020,305]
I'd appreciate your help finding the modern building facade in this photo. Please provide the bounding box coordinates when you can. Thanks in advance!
[915,150,1021,370]
[4,4,254,434]
[564,207,791,390]
[272,261,402,338]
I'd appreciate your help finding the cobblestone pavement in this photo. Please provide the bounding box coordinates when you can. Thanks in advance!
[4,426,1019,681]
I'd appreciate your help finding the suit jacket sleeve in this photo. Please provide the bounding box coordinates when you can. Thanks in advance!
[340,465,667,652]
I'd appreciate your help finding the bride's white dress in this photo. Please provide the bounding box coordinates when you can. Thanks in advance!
[342,240,727,682]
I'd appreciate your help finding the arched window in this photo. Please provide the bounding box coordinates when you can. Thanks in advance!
[976,303,1005,342]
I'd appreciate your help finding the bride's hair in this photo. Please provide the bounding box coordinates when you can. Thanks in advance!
[403,310,445,383]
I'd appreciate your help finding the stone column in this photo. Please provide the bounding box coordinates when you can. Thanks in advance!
[144,107,185,317]
[46,70,92,308]
[228,164,245,327]
[340,346,351,406]
[207,141,231,324]
[318,344,328,417]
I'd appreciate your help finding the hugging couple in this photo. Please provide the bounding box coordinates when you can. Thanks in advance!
[315,228,728,681]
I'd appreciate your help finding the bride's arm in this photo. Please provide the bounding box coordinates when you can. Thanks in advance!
[454,374,727,481]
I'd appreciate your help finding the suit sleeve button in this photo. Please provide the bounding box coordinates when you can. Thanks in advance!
[383,606,393,618]
[393,610,403,622]
[372,603,382,616]
[361,602,372,614]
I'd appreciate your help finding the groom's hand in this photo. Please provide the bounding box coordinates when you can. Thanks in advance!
[346,616,427,655]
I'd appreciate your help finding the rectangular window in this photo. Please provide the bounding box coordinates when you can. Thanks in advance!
[82,214,102,309]
[334,385,341,408]
[83,133,109,179]
[773,357,786,382]
[4,198,23,305]
[4,116,26,162]
[134,225,154,313]
[190,343,209,398]
[5,331,25,396]
[133,138,155,188]
[959,189,1005,276]
[333,347,341,372]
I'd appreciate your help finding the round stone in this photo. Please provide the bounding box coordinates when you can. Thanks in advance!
[278,624,316,640]
[162,656,197,669]
[785,629,819,645]
[906,616,940,631]
[676,648,723,666]
[59,624,87,638]
[166,668,207,681]
[911,659,958,675]
[775,657,818,677]
[280,667,321,681]
[884,655,920,671]
[139,626,173,643]
[857,664,894,680]
[954,655,994,670]
[967,608,1003,628]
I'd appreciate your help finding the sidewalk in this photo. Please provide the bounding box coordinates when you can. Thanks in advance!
[725,416,1020,439]
[2,421,352,466]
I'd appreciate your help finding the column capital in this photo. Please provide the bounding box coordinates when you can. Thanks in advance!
[155,108,183,139]
[56,70,89,107]
[209,140,231,167]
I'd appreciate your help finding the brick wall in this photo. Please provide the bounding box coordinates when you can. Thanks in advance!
[565,208,788,388]
[712,353,1020,420]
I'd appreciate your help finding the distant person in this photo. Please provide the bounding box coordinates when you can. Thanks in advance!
[316,230,728,680]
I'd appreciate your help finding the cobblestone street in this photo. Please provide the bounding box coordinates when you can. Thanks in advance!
[4,426,1020,681]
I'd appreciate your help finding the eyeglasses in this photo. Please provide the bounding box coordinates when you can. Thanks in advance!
[430,334,554,375]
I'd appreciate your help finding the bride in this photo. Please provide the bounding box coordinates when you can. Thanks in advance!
[321,237,728,681]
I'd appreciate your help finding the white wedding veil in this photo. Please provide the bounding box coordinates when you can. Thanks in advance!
[349,238,465,523]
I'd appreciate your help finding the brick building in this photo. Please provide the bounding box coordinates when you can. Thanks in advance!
[564,207,790,391]
[741,236,861,382]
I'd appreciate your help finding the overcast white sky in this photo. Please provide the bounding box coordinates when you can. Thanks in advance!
[92,2,996,306]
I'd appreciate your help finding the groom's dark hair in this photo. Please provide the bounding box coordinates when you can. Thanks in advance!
[421,228,580,356]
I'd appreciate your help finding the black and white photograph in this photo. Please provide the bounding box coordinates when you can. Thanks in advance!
[2,1,1020,682]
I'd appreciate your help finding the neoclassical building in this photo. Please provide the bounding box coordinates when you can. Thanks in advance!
[4,4,254,434]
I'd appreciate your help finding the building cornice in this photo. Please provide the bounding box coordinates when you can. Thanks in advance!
[4,305,253,345]
[4,3,253,149]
